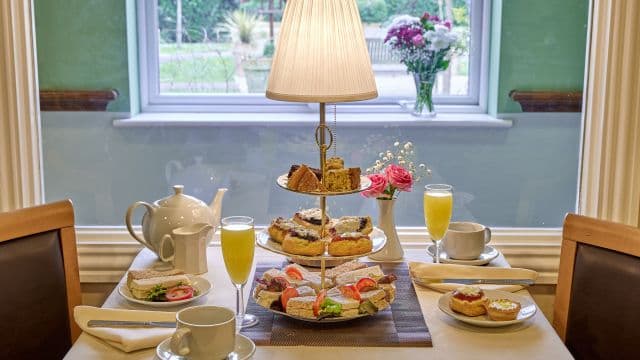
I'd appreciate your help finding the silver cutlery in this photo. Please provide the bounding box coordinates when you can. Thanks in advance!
[87,320,176,328]
[417,278,535,286]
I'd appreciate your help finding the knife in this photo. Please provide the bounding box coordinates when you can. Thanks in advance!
[417,278,535,286]
[87,320,176,328]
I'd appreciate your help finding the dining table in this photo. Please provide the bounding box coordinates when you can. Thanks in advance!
[64,244,573,360]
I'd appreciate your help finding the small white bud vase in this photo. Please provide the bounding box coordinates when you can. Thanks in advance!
[369,198,404,261]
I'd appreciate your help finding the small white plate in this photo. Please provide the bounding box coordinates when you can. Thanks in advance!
[256,227,387,261]
[118,275,211,307]
[426,244,499,266]
[156,333,255,360]
[438,289,537,328]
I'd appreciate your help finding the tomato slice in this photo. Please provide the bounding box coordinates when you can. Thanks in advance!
[313,289,327,316]
[339,285,361,301]
[355,277,378,292]
[284,265,304,280]
[281,287,300,311]
[166,285,194,302]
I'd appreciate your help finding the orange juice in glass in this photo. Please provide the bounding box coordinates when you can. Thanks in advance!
[221,216,258,331]
[423,184,453,263]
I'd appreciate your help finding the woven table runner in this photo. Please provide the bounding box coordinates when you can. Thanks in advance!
[241,262,432,347]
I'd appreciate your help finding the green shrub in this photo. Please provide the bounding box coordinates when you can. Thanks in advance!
[263,41,275,57]
[158,0,238,43]
[224,10,258,44]
[357,0,388,23]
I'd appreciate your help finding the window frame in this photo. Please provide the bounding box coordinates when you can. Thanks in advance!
[137,0,489,114]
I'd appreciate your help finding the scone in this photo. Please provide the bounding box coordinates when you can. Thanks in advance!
[485,299,521,321]
[293,208,330,233]
[330,216,373,235]
[449,286,487,317]
[327,232,373,256]
[282,228,325,256]
[268,217,301,244]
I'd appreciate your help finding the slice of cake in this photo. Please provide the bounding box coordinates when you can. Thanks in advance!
[288,164,326,192]
[325,168,351,192]
[326,157,344,170]
[348,167,361,189]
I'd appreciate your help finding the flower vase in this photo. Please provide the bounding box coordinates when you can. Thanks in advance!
[411,72,436,118]
[369,198,404,261]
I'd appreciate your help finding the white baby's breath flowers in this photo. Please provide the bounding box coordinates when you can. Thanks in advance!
[366,140,431,182]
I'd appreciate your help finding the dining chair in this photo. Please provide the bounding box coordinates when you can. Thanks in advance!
[0,200,82,359]
[554,213,640,360]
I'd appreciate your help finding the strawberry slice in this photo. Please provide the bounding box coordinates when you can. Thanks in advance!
[339,284,362,301]
[355,277,378,292]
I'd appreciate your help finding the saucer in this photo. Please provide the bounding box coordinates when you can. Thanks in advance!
[426,245,499,265]
[156,333,256,360]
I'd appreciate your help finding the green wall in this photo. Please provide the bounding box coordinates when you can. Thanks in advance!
[34,0,588,113]
[34,0,130,112]
[493,0,589,113]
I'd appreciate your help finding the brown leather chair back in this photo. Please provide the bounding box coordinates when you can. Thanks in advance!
[0,200,81,359]
[555,214,640,360]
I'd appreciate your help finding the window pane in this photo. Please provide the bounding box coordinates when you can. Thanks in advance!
[156,0,472,99]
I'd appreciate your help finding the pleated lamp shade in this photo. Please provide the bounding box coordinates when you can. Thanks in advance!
[266,0,378,103]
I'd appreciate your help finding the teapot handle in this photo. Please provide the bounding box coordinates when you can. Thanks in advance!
[125,201,155,251]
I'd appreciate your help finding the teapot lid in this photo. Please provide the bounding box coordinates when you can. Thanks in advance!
[156,185,207,208]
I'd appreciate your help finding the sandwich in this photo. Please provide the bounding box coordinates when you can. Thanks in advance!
[127,272,192,301]
[126,269,184,288]
[324,260,367,280]
[335,265,384,285]
[285,296,317,319]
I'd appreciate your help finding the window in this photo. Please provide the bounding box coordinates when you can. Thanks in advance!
[138,0,487,112]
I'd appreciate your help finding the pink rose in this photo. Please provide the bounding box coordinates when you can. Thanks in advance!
[411,34,425,47]
[421,12,430,21]
[443,20,452,30]
[361,173,389,198]
[385,164,413,192]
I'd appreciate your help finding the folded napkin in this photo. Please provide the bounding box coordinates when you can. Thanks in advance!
[74,306,176,353]
[409,262,538,293]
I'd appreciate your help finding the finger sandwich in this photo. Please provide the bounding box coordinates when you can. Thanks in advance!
[335,265,384,285]
[285,296,317,319]
[128,274,191,300]
[360,289,390,311]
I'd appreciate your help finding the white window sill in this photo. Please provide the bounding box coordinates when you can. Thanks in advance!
[113,112,513,128]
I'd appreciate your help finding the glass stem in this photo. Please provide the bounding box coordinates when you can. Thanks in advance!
[434,239,440,264]
[235,283,245,333]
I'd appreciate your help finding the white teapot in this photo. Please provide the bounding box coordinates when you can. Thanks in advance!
[125,185,227,260]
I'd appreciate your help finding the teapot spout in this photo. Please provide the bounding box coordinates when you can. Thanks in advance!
[209,188,228,229]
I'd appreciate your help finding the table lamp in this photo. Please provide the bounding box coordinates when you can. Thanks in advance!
[266,0,378,177]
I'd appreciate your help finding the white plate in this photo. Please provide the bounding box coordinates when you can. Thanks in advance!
[156,333,255,360]
[276,173,371,196]
[438,289,537,327]
[118,275,211,307]
[256,227,386,261]
[427,244,499,266]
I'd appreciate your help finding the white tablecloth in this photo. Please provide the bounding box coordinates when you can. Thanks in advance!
[64,247,573,360]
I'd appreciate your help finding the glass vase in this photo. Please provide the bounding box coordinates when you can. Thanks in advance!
[411,72,436,118]
[369,198,404,261]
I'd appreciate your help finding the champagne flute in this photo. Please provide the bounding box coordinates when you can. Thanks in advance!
[220,216,259,331]
[423,184,453,263]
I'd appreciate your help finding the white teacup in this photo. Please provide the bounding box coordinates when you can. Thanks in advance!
[443,222,491,260]
[170,306,235,359]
